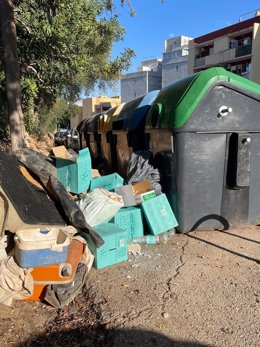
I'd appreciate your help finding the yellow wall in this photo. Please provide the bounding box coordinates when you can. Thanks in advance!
[82,96,121,121]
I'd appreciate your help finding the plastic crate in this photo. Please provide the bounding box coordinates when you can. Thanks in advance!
[141,194,178,235]
[86,223,128,269]
[111,207,144,240]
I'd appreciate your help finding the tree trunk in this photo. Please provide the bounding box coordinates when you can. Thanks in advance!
[0,0,25,151]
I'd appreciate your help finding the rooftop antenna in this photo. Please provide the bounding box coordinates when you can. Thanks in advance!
[239,9,260,22]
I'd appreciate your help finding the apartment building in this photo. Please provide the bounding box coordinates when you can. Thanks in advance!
[71,96,120,129]
[162,35,193,87]
[82,96,121,120]
[120,59,162,102]
[188,13,260,83]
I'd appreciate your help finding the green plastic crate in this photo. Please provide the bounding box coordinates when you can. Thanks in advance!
[86,223,128,269]
[111,207,144,241]
[90,173,124,191]
[141,194,178,235]
[56,148,92,194]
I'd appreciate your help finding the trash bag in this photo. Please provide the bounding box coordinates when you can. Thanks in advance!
[153,151,173,192]
[14,149,104,248]
[14,148,56,185]
[44,263,88,309]
[76,188,124,226]
[126,151,162,194]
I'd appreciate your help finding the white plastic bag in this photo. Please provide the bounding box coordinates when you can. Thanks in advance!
[76,188,124,226]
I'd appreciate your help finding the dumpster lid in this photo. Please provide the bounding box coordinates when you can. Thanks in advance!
[146,67,260,129]
[98,103,125,132]
[80,114,97,133]
[112,96,144,131]
[127,90,159,131]
[76,119,84,133]
[87,113,102,133]
[112,90,159,132]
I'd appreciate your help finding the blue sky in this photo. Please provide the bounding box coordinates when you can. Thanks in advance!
[91,0,260,97]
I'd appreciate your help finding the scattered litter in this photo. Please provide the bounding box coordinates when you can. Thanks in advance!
[126,151,161,194]
[51,145,92,194]
[76,188,123,227]
[14,227,71,268]
[162,312,170,319]
[128,243,141,256]
[0,127,180,307]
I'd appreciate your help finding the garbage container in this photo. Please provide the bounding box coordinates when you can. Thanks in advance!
[78,115,95,150]
[145,67,260,232]
[112,90,159,177]
[76,119,85,150]
[98,103,125,174]
[87,112,102,160]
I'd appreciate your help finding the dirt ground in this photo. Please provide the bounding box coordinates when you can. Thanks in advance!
[0,226,259,347]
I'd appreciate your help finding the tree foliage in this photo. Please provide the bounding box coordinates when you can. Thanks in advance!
[0,0,135,134]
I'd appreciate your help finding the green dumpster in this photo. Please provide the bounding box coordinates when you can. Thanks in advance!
[145,67,260,232]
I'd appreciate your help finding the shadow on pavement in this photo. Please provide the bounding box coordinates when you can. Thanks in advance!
[186,233,260,264]
[215,229,260,245]
[16,326,212,347]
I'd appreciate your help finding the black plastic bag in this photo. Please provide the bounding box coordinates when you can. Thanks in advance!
[126,151,161,194]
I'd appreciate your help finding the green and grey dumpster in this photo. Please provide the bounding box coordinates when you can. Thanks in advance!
[78,115,95,150]
[112,90,159,178]
[98,103,125,173]
[86,112,102,161]
[145,67,260,232]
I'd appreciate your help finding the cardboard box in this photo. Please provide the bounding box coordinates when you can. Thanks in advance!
[141,194,178,235]
[90,173,124,191]
[115,180,153,206]
[52,146,92,194]
[92,169,100,178]
[111,207,144,240]
[86,223,128,269]
[132,180,152,195]
[135,190,156,204]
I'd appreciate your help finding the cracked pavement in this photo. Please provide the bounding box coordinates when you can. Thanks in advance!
[0,226,259,347]
[86,227,259,346]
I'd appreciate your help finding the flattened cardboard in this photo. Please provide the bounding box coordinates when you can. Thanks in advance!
[132,180,152,195]
[115,180,153,207]
[51,146,72,161]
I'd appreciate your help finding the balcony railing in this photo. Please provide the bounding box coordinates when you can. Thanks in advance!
[194,57,206,67]
[235,44,252,58]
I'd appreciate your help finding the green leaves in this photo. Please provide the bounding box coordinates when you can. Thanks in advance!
[0,0,135,134]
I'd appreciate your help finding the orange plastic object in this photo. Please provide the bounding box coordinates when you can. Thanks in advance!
[24,239,84,301]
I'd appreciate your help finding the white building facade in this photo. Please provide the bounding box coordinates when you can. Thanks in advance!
[120,59,162,103]
[162,35,193,87]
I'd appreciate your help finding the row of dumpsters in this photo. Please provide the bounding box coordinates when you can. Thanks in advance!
[77,67,260,233]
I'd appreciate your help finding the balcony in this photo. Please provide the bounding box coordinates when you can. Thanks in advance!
[235,43,252,58]
[194,57,206,67]
[194,43,252,69]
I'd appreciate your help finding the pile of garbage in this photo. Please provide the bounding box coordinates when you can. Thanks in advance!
[0,146,178,308]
